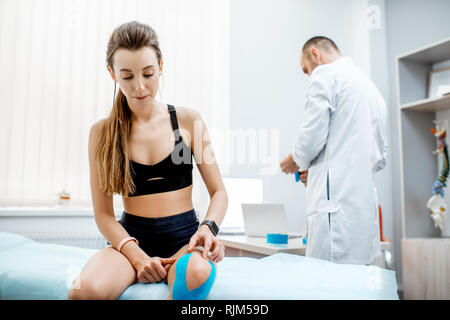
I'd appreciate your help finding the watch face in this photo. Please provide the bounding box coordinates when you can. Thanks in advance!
[203,220,218,235]
[210,221,219,233]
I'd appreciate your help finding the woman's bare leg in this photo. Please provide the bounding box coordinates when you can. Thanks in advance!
[68,247,136,300]
[165,244,217,300]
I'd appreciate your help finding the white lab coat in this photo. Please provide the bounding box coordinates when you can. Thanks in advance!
[293,56,388,264]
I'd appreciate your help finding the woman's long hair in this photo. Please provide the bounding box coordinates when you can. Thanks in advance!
[96,21,162,197]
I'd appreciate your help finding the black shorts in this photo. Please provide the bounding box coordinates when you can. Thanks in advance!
[115,209,199,258]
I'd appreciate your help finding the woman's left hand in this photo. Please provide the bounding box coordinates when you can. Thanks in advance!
[187,225,225,263]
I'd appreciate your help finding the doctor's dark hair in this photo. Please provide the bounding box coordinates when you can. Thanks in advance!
[96,21,163,197]
[302,36,340,56]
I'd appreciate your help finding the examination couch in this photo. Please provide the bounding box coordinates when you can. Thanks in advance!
[0,232,398,299]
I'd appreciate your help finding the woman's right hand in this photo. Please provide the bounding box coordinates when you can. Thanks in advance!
[134,256,177,283]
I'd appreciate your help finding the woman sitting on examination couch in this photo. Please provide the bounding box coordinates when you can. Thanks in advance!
[68,21,228,300]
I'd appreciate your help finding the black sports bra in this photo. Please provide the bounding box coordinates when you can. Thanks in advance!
[127,104,193,197]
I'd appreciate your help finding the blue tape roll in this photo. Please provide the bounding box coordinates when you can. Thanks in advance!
[267,233,288,244]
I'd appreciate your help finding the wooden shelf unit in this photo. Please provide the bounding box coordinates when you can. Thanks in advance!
[397,37,450,239]
[396,37,450,299]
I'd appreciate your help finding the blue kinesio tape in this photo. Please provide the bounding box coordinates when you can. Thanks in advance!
[267,233,288,245]
[172,253,216,300]
[295,171,300,182]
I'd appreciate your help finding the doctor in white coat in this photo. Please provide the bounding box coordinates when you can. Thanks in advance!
[280,36,388,265]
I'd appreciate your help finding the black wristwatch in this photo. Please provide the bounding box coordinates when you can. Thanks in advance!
[200,220,219,236]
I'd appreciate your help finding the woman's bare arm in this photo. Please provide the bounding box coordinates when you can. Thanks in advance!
[180,107,228,226]
[178,107,228,262]
[88,120,147,265]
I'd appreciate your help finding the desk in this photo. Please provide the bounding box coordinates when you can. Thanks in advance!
[219,235,306,258]
[219,235,392,267]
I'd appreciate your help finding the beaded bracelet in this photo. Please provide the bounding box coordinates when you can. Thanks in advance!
[117,236,139,253]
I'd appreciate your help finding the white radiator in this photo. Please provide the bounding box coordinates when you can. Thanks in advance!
[28,233,108,250]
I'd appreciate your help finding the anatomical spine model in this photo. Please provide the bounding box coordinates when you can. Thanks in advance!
[426,120,449,231]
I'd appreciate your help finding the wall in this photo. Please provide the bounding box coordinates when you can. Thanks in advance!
[229,0,373,234]
[367,0,395,272]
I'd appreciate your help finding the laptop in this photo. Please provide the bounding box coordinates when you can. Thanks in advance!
[241,203,302,238]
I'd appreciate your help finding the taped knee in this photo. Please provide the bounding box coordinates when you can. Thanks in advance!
[172,253,216,300]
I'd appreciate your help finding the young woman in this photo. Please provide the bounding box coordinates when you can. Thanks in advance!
[68,21,228,300]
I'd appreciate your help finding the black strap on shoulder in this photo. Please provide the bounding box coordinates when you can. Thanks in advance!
[167,104,182,143]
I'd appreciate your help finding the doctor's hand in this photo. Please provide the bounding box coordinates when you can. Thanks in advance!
[280,153,299,174]
[299,170,308,186]
[187,225,225,263]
